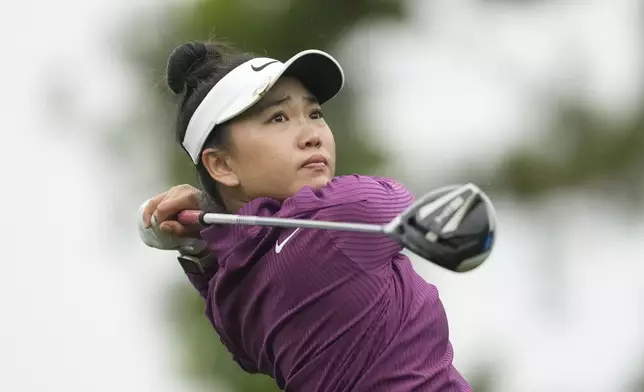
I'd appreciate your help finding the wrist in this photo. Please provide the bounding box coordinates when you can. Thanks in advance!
[178,240,207,257]
[179,247,210,258]
[177,250,217,276]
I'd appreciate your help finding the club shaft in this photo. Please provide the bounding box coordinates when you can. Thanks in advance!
[195,212,385,233]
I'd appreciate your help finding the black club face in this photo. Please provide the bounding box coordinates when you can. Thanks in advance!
[386,184,496,272]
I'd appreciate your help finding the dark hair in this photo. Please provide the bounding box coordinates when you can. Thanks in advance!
[165,41,259,211]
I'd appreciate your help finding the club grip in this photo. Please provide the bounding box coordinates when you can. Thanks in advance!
[177,210,204,225]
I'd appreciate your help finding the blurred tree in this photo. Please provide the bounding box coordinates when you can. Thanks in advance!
[122,0,408,390]
[468,61,644,392]
[629,370,644,392]
[122,0,644,390]
[466,364,497,392]
[490,103,644,203]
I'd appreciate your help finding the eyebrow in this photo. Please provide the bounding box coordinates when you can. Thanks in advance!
[253,94,319,114]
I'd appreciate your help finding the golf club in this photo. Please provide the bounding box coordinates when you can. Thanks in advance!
[177,183,497,272]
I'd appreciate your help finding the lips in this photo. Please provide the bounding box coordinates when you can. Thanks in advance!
[302,154,328,169]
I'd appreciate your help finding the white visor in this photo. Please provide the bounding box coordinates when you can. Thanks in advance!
[182,49,345,164]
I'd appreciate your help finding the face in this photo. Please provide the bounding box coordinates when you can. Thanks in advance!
[202,76,336,204]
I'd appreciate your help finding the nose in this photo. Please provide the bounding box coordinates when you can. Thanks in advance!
[297,126,322,150]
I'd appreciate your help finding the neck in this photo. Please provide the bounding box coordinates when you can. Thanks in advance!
[216,186,250,214]
[223,198,247,214]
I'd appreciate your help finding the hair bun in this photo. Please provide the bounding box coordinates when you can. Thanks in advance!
[166,41,224,96]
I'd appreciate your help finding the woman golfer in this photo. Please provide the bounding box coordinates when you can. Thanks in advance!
[138,40,472,391]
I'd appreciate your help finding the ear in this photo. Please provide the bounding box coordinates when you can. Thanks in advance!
[201,148,240,187]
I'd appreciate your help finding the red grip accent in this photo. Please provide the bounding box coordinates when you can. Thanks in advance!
[177,210,202,225]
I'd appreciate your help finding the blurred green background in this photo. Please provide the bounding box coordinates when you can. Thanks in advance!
[125,2,407,390]
[117,1,644,391]
[4,0,640,391]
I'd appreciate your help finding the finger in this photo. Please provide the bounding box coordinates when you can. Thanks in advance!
[153,191,177,223]
[159,220,188,237]
[183,223,205,239]
[155,192,200,223]
[142,192,167,228]
[158,220,203,239]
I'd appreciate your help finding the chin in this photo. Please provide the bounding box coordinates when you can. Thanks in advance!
[301,175,331,191]
[310,179,330,189]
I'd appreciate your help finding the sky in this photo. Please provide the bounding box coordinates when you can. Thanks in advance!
[0,0,642,391]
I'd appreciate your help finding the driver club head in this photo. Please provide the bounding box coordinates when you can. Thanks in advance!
[385,183,497,272]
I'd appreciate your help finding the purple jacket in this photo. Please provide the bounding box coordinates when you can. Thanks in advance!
[184,175,471,391]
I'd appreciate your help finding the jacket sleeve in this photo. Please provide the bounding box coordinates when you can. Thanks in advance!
[287,175,415,273]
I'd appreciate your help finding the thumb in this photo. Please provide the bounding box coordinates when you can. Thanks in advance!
[159,221,181,236]
[159,221,203,239]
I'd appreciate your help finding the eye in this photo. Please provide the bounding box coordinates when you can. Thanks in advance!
[270,112,287,123]
[310,109,324,120]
